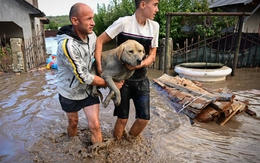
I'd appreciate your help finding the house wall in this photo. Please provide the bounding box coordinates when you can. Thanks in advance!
[0,0,48,72]
[26,0,38,8]
[240,5,260,33]
[0,0,33,40]
[214,4,260,33]
[0,22,23,39]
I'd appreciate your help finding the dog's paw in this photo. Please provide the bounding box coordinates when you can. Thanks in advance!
[91,92,99,97]
[114,101,120,106]
[113,96,121,106]
[91,90,103,101]
[102,100,109,108]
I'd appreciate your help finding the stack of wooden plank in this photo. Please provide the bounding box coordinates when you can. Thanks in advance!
[152,74,249,125]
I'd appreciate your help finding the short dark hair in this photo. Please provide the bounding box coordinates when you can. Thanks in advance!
[135,0,142,9]
[135,0,159,9]
[69,3,80,22]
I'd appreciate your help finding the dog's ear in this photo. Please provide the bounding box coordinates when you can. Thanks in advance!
[116,45,124,60]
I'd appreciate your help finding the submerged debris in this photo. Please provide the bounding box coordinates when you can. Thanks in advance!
[152,74,255,125]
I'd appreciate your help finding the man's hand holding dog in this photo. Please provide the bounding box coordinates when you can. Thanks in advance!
[114,80,124,89]
[125,62,143,71]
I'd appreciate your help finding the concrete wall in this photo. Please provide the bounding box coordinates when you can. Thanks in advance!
[10,38,24,73]
[0,0,33,40]
[26,0,38,8]
[0,0,48,72]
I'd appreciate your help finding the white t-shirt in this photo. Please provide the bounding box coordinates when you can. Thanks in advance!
[105,14,160,79]
[105,14,159,48]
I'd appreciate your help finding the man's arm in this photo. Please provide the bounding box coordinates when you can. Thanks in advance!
[91,75,107,87]
[142,47,157,67]
[95,32,112,75]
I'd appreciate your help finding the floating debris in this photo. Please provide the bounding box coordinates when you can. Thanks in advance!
[152,74,256,125]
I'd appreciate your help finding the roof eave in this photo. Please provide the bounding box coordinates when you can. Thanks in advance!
[209,0,254,9]
[16,0,46,17]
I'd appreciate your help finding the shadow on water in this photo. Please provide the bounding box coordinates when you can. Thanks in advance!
[0,66,259,162]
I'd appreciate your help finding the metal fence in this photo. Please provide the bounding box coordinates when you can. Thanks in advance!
[169,31,260,68]
[151,12,260,76]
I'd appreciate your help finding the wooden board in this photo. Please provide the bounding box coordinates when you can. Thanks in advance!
[152,74,249,125]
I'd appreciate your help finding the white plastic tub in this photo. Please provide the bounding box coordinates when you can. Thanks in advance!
[174,62,232,82]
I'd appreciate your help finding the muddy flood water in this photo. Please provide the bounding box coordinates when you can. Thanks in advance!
[0,67,260,163]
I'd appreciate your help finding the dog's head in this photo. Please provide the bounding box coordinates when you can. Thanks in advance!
[116,40,145,66]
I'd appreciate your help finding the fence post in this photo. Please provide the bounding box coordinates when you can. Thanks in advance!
[159,38,165,70]
[232,15,244,76]
[161,38,173,71]
[164,15,171,74]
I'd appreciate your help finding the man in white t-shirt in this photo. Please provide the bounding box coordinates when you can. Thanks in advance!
[95,0,160,141]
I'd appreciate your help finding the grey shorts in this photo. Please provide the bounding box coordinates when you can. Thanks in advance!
[59,94,100,113]
[113,77,150,120]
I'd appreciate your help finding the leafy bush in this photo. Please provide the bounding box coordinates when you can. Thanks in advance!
[94,0,135,35]
[0,35,12,72]
[44,0,237,43]
[44,15,70,30]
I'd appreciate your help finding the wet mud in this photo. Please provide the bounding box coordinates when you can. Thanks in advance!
[0,67,260,163]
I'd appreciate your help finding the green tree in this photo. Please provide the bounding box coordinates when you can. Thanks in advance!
[155,0,213,41]
[94,0,219,40]
[94,0,135,35]
[44,15,70,30]
[45,20,59,30]
[44,0,237,43]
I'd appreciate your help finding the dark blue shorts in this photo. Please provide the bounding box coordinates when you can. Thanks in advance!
[59,94,100,113]
[113,77,150,120]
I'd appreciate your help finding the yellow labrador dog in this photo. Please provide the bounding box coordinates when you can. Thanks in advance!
[92,40,145,108]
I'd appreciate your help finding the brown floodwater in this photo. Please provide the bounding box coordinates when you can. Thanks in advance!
[0,67,260,163]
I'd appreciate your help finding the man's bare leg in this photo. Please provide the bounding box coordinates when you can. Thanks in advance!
[66,112,79,137]
[129,119,149,137]
[83,104,102,144]
[114,118,128,140]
